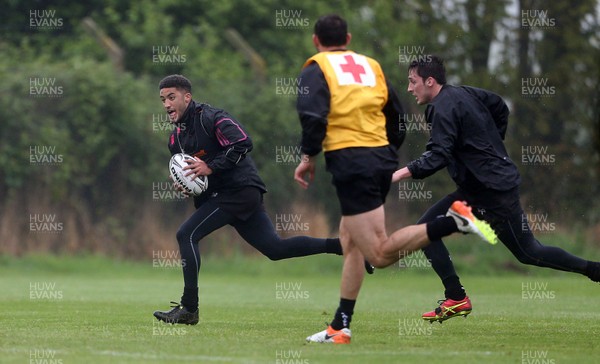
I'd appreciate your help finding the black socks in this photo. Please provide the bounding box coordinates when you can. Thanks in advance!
[181,287,199,312]
[326,238,343,255]
[330,298,356,330]
[426,216,459,242]
[443,276,467,301]
[585,261,600,282]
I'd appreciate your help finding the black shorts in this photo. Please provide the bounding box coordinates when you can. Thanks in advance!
[325,146,398,216]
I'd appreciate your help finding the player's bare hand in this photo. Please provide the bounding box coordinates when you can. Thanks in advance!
[294,154,316,189]
[168,174,191,196]
[392,167,412,183]
[183,157,213,179]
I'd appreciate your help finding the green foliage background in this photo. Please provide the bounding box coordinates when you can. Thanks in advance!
[0,0,598,256]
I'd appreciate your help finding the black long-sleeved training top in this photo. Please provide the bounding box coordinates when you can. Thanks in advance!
[407,85,521,192]
[168,101,267,196]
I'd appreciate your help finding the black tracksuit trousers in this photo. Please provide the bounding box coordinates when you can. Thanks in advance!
[420,189,589,298]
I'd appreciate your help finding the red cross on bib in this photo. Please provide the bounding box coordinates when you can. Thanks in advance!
[326,53,376,86]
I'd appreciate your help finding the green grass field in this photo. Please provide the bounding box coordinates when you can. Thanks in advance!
[1,253,599,363]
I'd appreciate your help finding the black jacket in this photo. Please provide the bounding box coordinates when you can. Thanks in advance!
[407,85,521,192]
[168,101,267,202]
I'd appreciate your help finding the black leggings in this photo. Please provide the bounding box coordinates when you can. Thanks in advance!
[176,200,336,290]
[421,191,589,286]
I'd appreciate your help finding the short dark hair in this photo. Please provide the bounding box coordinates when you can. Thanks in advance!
[408,56,447,85]
[314,14,347,47]
[158,74,192,93]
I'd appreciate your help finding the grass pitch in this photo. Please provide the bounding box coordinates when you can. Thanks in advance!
[1,254,599,363]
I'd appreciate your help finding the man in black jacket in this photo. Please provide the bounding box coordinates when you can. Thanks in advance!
[393,56,600,323]
[153,74,349,325]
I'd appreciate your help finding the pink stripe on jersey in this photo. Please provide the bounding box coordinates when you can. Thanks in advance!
[214,118,248,147]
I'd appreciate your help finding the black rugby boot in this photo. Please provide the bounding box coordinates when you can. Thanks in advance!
[153,301,199,325]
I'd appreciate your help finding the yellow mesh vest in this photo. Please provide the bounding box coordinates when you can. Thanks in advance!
[303,51,389,152]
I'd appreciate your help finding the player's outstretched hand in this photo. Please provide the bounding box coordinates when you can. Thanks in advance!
[391,167,412,183]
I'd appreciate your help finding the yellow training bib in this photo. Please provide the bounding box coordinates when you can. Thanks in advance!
[303,51,389,152]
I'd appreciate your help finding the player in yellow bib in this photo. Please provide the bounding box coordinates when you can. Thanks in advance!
[294,14,498,344]
[302,51,389,151]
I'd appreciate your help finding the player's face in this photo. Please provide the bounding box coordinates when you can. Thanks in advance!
[407,69,431,105]
[159,87,191,123]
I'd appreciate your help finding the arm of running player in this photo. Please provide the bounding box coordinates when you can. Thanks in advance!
[405,104,458,179]
[185,116,253,179]
[384,81,406,149]
[461,86,509,139]
[294,63,330,188]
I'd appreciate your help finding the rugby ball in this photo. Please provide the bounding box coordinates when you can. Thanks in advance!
[168,153,208,196]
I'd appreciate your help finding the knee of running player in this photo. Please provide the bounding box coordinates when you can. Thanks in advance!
[252,239,288,261]
[176,227,195,247]
[360,243,392,269]
[512,246,541,266]
[261,247,287,261]
[343,233,392,268]
[370,253,396,269]
[368,257,389,269]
